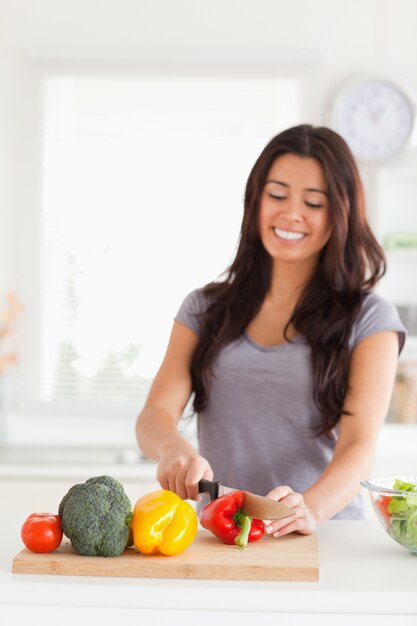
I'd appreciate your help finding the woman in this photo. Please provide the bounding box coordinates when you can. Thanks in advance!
[136,124,406,537]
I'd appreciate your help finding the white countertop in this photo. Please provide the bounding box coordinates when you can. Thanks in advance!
[1,514,417,624]
[1,425,417,624]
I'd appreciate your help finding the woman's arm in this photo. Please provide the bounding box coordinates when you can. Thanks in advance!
[136,321,213,501]
[264,330,400,536]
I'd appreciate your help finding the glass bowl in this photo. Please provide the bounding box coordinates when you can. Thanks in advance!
[361,475,417,554]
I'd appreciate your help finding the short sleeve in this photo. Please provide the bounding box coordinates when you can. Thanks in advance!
[174,288,208,336]
[350,292,407,354]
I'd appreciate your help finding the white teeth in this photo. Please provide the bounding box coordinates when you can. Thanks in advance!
[273,228,306,241]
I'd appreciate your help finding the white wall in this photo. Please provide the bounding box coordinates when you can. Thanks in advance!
[1,0,417,295]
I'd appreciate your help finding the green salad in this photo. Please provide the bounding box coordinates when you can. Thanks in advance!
[381,479,417,550]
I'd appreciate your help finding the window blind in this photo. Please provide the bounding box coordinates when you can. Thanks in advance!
[40,73,300,414]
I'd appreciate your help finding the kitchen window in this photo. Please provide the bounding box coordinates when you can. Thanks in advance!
[7,71,301,440]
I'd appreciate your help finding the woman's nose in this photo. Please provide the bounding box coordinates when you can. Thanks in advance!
[281,199,303,221]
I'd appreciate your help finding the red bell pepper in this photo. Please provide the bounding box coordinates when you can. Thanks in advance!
[199,491,265,550]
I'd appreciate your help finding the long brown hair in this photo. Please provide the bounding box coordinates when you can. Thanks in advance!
[190,124,386,435]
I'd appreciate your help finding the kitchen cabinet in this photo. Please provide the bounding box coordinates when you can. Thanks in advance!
[362,162,417,424]
[376,169,417,260]
[388,337,417,423]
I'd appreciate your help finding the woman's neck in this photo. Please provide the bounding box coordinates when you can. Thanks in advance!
[268,259,316,306]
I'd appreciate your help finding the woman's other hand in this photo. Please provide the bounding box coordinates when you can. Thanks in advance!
[262,485,317,537]
[157,438,213,502]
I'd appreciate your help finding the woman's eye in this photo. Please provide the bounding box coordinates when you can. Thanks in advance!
[305,202,323,209]
[269,194,286,201]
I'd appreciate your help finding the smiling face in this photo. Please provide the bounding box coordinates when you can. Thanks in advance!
[258,153,332,272]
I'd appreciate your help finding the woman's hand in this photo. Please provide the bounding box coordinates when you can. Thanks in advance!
[157,438,213,502]
[262,485,317,537]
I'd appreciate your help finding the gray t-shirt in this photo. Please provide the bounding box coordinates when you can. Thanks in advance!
[175,288,406,519]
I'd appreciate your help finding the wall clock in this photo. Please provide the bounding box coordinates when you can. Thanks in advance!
[331,78,416,162]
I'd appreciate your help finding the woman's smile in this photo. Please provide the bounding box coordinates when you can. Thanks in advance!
[273,227,307,242]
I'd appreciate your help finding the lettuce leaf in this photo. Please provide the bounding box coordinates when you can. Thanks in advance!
[388,498,410,513]
[386,479,417,550]
[393,479,417,492]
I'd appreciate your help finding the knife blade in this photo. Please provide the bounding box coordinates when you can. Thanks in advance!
[198,478,295,520]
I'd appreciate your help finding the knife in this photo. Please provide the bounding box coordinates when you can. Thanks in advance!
[198,478,295,520]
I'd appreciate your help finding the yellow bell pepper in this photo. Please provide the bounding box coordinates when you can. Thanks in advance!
[132,489,197,556]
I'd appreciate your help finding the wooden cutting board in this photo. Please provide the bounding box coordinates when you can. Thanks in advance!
[12,530,319,581]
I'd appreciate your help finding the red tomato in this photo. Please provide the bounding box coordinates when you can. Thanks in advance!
[21,512,63,553]
[375,495,391,526]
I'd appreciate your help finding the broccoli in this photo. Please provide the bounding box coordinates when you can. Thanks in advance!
[58,475,133,557]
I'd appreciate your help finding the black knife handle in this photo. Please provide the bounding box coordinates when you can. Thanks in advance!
[198,479,219,500]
